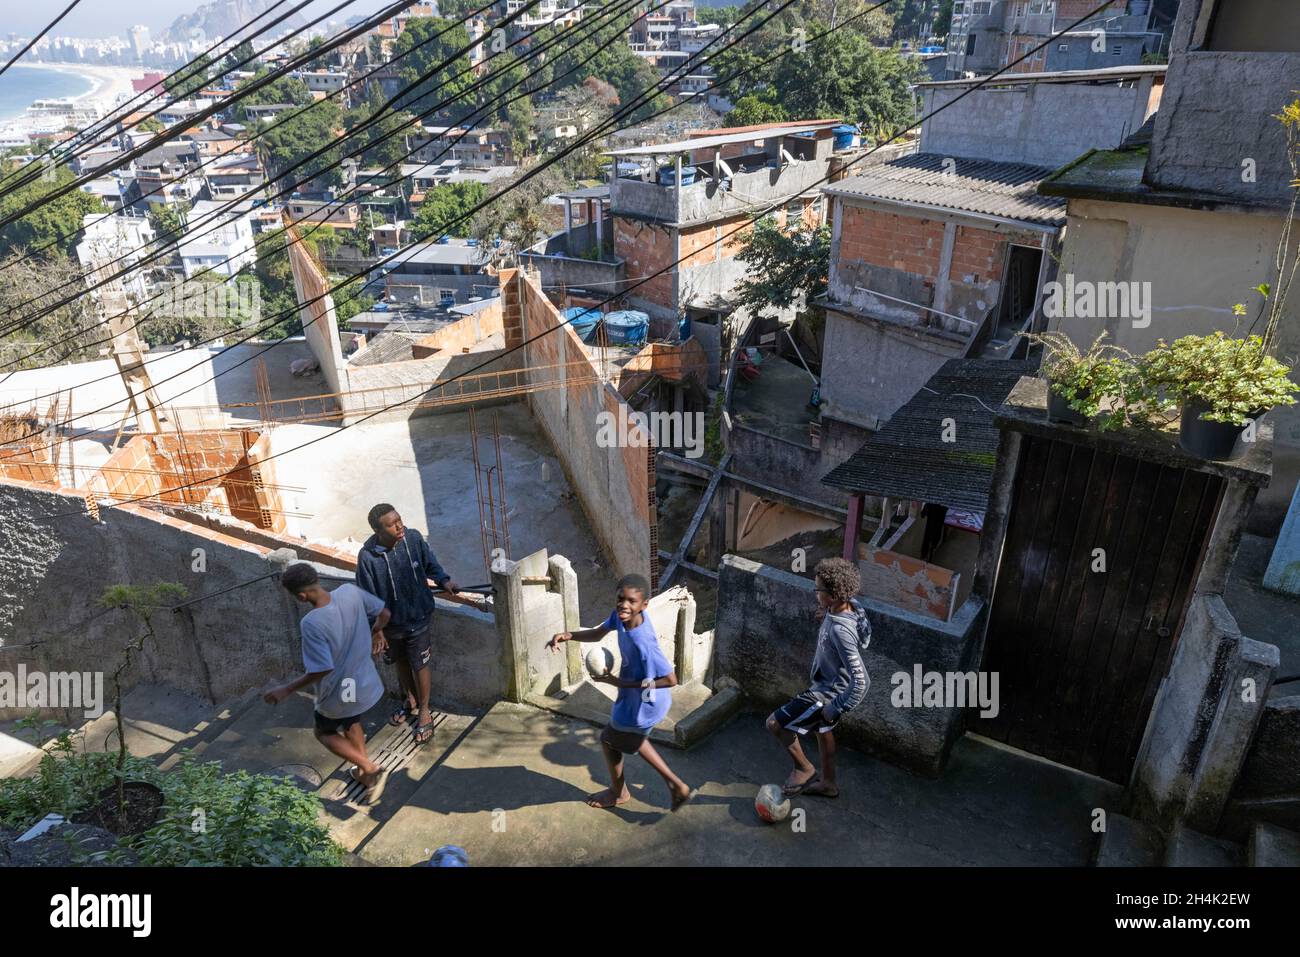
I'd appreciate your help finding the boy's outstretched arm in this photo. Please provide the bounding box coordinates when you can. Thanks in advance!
[545,626,609,652]
[263,670,331,705]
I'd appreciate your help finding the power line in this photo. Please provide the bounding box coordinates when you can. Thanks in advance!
[7,0,796,471]
[22,0,1121,523]
[0,0,325,200]
[0,0,83,81]
[0,0,506,295]
[0,0,416,230]
[0,0,300,197]
[0,0,621,360]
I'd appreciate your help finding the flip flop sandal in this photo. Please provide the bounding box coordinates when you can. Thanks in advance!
[801,777,839,799]
[412,721,436,745]
[389,704,416,726]
[364,769,390,805]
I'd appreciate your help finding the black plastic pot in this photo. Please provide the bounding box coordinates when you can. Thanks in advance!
[1178,397,1265,461]
[1047,384,1089,426]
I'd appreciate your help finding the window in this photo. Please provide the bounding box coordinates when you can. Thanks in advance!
[1111,44,1122,55]
[1058,42,1068,51]
[438,288,456,306]
[972,1,991,13]
[966,32,977,55]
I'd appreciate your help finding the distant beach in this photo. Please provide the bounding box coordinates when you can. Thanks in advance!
[0,62,141,128]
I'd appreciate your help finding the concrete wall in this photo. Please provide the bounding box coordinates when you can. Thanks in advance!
[820,305,968,432]
[1146,0,1299,207]
[0,479,509,719]
[920,74,1161,168]
[286,225,347,402]
[1048,197,1300,533]
[1127,594,1279,833]
[726,422,845,506]
[413,299,503,358]
[342,347,511,422]
[714,554,987,776]
[508,269,655,584]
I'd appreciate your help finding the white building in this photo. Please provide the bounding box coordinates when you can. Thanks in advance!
[177,200,257,279]
[75,212,158,301]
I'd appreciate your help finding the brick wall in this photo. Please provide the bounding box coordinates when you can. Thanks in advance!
[837,205,946,280]
[0,443,57,485]
[613,217,675,311]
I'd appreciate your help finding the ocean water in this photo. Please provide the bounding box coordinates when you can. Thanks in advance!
[0,64,93,124]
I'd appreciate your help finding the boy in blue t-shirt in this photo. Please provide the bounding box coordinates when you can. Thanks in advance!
[547,574,694,811]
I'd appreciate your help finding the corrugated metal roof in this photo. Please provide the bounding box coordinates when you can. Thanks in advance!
[821,359,1033,512]
[604,120,841,157]
[824,152,1066,226]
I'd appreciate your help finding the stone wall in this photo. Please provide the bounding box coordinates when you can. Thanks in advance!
[714,554,986,776]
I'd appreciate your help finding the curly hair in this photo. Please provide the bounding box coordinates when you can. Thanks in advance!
[814,557,860,603]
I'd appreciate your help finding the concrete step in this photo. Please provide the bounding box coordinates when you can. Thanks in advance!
[1248,822,1300,866]
[194,691,392,789]
[321,709,475,854]
[0,732,43,780]
[523,678,741,749]
[1092,811,1164,867]
[1164,824,1244,867]
[157,687,264,771]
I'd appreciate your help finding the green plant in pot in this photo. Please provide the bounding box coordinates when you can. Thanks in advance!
[1140,330,1297,460]
[1024,331,1140,430]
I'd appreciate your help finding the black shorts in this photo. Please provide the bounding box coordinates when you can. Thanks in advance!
[314,710,364,734]
[772,691,840,736]
[601,725,649,755]
[383,616,433,670]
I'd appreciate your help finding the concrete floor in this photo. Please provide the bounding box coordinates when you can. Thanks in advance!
[1225,532,1300,697]
[731,354,819,445]
[358,702,1119,866]
[267,402,616,625]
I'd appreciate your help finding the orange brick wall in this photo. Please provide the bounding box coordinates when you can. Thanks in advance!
[0,443,58,484]
[613,217,675,311]
[838,205,947,280]
[837,203,1040,286]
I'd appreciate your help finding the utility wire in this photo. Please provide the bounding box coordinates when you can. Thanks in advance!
[0,0,83,81]
[0,0,298,196]
[22,0,1120,522]
[0,0,648,368]
[11,0,798,482]
[0,0,804,455]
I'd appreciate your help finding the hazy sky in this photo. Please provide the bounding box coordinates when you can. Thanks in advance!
[10,1,401,39]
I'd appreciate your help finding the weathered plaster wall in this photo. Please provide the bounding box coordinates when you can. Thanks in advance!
[1049,197,1300,533]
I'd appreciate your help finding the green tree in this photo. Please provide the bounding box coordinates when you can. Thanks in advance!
[771,26,921,130]
[724,92,789,127]
[165,52,215,100]
[390,18,474,118]
[413,182,487,238]
[147,202,186,251]
[733,217,831,326]
[0,165,106,258]
[342,91,418,171]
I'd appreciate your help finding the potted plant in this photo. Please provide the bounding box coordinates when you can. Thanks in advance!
[1140,330,1298,460]
[1024,331,1140,430]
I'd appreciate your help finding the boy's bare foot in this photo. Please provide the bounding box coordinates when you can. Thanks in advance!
[670,783,696,812]
[782,767,816,795]
[802,777,839,798]
[586,787,630,809]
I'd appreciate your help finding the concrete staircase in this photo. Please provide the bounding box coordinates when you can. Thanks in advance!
[1091,810,1300,867]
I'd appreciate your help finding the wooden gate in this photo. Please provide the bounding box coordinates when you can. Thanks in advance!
[981,434,1225,783]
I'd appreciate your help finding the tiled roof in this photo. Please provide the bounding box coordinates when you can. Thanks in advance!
[821,359,1034,511]
[824,152,1067,226]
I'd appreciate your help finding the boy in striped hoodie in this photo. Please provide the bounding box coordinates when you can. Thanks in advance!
[766,557,871,798]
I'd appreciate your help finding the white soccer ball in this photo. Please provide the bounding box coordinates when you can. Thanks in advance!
[585,646,615,677]
[755,783,791,823]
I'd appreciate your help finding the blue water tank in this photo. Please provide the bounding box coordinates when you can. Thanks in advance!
[564,306,601,337]
[833,125,858,151]
[601,310,649,345]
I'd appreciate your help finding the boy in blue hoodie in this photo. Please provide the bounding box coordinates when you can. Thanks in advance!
[547,574,694,812]
[356,504,458,744]
[767,557,870,798]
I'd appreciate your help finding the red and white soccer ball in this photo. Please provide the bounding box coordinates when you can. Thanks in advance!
[755,783,791,823]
